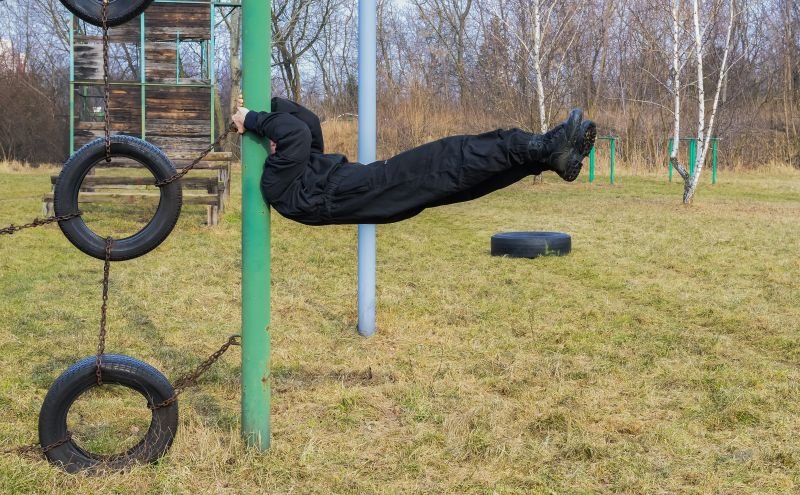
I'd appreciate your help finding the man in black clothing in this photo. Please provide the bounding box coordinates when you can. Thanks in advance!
[232,97,596,226]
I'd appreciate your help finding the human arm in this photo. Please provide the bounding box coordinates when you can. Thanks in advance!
[270,97,325,153]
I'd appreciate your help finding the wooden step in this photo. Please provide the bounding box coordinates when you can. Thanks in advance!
[50,175,223,190]
[84,158,229,170]
[43,192,219,206]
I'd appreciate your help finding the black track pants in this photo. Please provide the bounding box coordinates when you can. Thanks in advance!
[318,129,538,225]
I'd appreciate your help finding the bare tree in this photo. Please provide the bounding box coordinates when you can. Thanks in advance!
[671,0,736,203]
[272,0,337,101]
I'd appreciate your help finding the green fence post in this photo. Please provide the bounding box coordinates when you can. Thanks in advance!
[589,145,595,183]
[668,138,673,182]
[689,139,696,177]
[69,14,75,155]
[712,138,718,185]
[241,0,272,452]
[609,137,616,185]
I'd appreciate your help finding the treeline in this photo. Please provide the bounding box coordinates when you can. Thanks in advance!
[0,0,797,169]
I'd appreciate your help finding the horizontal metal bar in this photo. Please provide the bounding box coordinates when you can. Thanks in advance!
[73,81,212,88]
[152,0,241,5]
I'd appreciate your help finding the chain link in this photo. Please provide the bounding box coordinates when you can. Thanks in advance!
[149,334,241,410]
[0,212,82,236]
[102,0,112,162]
[154,124,237,187]
[1,432,72,458]
[95,237,113,386]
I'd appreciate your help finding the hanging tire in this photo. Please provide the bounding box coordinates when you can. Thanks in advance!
[54,136,182,261]
[490,232,572,259]
[38,354,179,474]
[59,0,155,27]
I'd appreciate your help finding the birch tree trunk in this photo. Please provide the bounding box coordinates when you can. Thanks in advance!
[532,0,547,133]
[682,0,735,204]
[670,0,689,190]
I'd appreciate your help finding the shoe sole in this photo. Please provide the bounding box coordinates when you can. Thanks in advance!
[561,121,597,182]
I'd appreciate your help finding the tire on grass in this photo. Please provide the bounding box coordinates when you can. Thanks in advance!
[490,232,572,259]
[38,354,178,474]
[54,135,182,261]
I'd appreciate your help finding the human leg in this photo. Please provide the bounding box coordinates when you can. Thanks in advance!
[318,110,596,225]
[321,128,537,224]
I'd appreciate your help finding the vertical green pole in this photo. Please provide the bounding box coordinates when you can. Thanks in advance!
[241,0,271,451]
[141,13,146,140]
[69,14,75,155]
[589,145,595,183]
[668,138,673,182]
[609,137,616,185]
[712,138,718,185]
[209,4,216,143]
[176,31,181,84]
[689,139,696,177]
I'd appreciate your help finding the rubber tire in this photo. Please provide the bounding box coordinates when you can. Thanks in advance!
[38,354,179,474]
[59,0,155,27]
[54,135,182,261]
[491,232,572,259]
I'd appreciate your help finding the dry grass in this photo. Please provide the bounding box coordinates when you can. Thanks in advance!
[0,159,799,494]
[0,161,59,173]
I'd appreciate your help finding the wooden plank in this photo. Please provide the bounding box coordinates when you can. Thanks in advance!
[43,192,219,206]
[144,4,211,42]
[87,159,228,170]
[145,86,211,120]
[49,176,221,190]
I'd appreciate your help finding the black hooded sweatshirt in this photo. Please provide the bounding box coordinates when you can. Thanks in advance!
[243,97,347,224]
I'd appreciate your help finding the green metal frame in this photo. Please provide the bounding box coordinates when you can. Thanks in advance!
[68,0,221,153]
[588,136,617,184]
[668,137,719,184]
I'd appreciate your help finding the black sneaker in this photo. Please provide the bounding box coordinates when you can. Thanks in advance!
[526,109,597,182]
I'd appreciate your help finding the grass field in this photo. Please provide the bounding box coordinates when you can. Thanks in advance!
[1,164,799,494]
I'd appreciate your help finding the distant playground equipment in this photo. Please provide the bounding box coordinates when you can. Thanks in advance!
[491,232,572,259]
[669,137,720,184]
[588,135,617,184]
[46,0,233,226]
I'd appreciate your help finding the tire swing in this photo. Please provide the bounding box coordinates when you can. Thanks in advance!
[38,355,179,473]
[54,136,183,261]
[491,232,572,259]
[59,0,155,27]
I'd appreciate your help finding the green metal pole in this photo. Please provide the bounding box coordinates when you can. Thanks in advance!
[176,31,181,84]
[668,138,673,182]
[712,138,718,185]
[589,145,595,183]
[241,0,271,451]
[209,4,216,143]
[69,14,75,155]
[609,137,616,185]
[689,139,696,177]
[141,13,146,140]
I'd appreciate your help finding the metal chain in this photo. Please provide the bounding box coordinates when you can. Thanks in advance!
[1,432,72,458]
[154,124,237,187]
[149,334,241,410]
[102,0,112,162]
[96,237,113,386]
[0,212,82,236]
